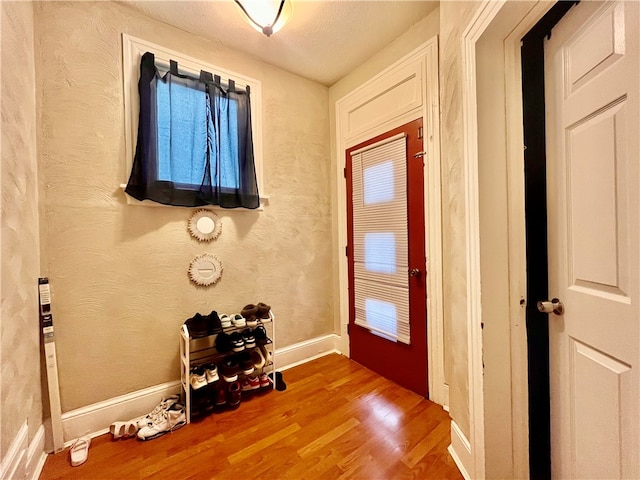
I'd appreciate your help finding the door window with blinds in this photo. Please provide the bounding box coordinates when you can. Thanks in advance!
[351,134,410,344]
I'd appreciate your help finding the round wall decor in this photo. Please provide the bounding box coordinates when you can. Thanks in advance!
[188,209,222,242]
[188,253,223,286]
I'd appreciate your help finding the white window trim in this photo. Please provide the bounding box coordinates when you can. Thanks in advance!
[121,33,268,209]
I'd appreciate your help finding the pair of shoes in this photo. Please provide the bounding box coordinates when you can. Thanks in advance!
[137,403,186,441]
[184,311,222,338]
[241,375,260,391]
[135,395,180,429]
[251,348,265,369]
[109,421,137,440]
[221,357,240,382]
[70,436,91,466]
[241,303,270,325]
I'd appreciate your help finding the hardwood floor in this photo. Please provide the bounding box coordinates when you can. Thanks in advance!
[40,354,462,480]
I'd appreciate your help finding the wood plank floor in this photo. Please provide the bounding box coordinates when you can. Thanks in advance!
[40,354,462,480]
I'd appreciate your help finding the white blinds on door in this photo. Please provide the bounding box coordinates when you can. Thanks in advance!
[351,135,410,344]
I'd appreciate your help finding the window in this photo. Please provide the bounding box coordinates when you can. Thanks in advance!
[122,35,264,208]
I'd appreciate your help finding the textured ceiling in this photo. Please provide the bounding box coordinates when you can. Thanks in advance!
[121,1,439,86]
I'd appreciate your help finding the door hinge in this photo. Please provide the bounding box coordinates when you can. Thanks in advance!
[347,323,350,334]
[344,167,347,178]
[418,126,424,139]
[345,245,348,257]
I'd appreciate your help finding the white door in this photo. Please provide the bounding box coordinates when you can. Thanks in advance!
[544,1,639,478]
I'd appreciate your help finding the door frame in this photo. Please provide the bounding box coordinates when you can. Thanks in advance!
[459,1,566,479]
[334,38,445,406]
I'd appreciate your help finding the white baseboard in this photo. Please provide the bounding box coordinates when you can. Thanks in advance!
[61,381,182,445]
[275,334,342,371]
[1,422,28,480]
[449,420,472,480]
[59,334,341,444]
[1,422,45,480]
[26,425,46,480]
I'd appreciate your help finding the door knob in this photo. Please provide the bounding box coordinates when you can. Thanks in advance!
[409,268,421,277]
[537,298,564,315]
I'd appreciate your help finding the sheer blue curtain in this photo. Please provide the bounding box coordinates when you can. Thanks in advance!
[125,52,260,209]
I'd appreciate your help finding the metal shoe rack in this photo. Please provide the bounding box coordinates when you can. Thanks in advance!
[179,311,275,423]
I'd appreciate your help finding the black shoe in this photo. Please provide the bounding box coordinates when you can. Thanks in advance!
[253,325,270,345]
[221,357,240,382]
[204,310,222,334]
[215,332,233,353]
[184,313,208,338]
[237,351,255,375]
[268,371,287,391]
[230,332,245,352]
[241,329,256,349]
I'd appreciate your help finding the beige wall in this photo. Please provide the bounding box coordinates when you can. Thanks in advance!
[1,1,43,456]
[34,1,333,412]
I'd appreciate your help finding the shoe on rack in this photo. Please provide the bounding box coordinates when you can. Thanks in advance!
[215,332,233,353]
[253,325,270,345]
[204,310,222,334]
[241,329,256,349]
[214,382,227,406]
[259,372,272,389]
[221,357,240,382]
[136,395,180,429]
[256,302,271,320]
[227,381,241,407]
[250,348,265,369]
[241,304,258,325]
[204,363,219,383]
[220,314,232,329]
[237,351,255,375]
[184,313,208,338]
[230,332,245,352]
[260,345,273,365]
[190,388,214,418]
[241,375,261,392]
[231,313,246,328]
[189,366,207,390]
[137,403,186,441]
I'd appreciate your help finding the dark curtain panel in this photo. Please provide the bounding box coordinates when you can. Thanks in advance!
[125,52,260,209]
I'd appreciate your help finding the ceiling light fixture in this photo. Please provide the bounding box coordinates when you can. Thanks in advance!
[234,0,292,37]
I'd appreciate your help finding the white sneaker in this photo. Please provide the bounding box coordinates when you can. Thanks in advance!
[190,367,207,390]
[135,395,180,429]
[137,403,186,441]
[232,313,246,328]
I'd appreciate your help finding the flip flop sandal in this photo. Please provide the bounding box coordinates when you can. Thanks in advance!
[70,435,91,466]
[109,421,138,440]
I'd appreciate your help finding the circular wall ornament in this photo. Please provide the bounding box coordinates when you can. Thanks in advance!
[188,253,223,286]
[188,209,221,242]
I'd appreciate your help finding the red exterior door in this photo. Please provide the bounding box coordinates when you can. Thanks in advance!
[346,119,428,397]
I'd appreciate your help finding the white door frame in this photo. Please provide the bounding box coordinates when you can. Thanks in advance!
[460,1,560,478]
[334,37,446,407]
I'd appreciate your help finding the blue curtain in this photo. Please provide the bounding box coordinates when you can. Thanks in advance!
[125,52,260,209]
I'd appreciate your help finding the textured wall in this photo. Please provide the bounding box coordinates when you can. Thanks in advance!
[439,1,483,441]
[34,1,332,412]
[1,1,43,457]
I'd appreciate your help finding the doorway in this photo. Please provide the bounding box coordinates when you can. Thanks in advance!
[524,1,640,478]
[345,119,428,397]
